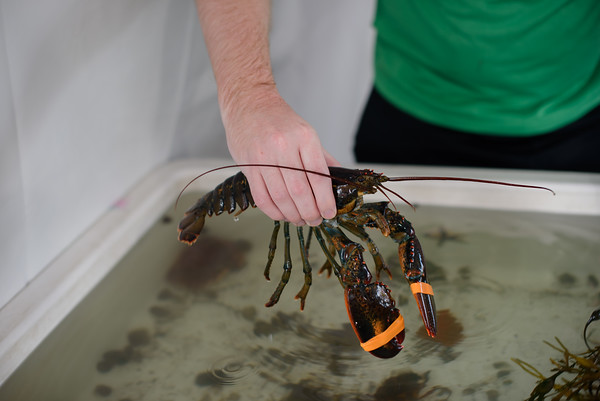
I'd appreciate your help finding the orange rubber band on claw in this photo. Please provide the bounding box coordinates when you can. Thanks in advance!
[360,315,405,352]
[410,282,434,296]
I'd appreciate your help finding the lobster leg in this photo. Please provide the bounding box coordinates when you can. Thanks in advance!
[265,222,293,307]
[304,228,332,278]
[264,224,315,310]
[317,242,337,278]
[263,221,281,280]
[312,227,344,284]
[294,226,313,310]
[338,220,391,281]
[338,202,393,280]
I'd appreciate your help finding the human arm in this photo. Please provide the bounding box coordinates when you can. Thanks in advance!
[195,0,338,226]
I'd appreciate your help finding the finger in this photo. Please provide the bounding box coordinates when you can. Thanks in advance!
[276,158,322,226]
[260,165,306,225]
[300,148,337,220]
[279,169,321,226]
[242,167,286,222]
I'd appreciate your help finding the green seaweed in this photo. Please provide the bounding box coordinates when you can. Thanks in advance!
[512,309,599,400]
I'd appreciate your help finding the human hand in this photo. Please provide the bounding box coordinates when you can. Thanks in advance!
[221,87,339,226]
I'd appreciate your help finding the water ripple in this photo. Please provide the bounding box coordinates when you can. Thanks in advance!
[209,356,257,385]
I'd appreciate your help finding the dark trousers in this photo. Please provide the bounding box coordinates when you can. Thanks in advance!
[354,89,600,173]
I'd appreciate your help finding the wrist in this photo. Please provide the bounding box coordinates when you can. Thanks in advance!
[219,80,281,123]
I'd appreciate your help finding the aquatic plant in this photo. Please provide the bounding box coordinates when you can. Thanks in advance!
[512,309,599,401]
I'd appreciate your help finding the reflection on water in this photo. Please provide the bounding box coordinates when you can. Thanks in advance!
[417,309,464,348]
[1,195,600,401]
[167,235,251,291]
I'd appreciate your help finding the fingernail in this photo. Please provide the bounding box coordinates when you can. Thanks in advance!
[323,209,337,220]
[307,219,322,227]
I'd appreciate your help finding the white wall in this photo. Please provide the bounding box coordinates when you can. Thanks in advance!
[0,9,28,309]
[0,0,375,309]
[271,1,375,164]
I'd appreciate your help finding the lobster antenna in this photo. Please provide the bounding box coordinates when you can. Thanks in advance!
[387,176,556,195]
[377,184,415,211]
[176,164,242,209]
[175,164,555,211]
[175,163,373,210]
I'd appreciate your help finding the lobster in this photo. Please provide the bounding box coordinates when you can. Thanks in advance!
[177,165,553,359]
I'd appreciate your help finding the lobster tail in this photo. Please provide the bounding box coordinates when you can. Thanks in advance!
[177,171,255,245]
[178,193,210,244]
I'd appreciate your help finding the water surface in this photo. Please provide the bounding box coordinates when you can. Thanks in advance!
[2,194,599,401]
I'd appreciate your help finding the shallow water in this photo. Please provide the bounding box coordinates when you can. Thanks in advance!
[2,194,599,401]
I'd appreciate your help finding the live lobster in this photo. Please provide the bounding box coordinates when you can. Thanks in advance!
[177,165,553,359]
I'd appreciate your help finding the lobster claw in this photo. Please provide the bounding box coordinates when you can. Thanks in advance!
[384,208,438,338]
[401,235,437,338]
[345,282,405,359]
[410,281,437,338]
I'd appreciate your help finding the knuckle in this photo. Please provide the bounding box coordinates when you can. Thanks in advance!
[297,122,316,138]
[287,181,308,198]
[269,132,288,151]
[252,192,271,209]
[269,188,289,204]
[283,211,303,225]
[285,173,313,198]
[253,195,283,219]
[303,213,322,226]
[267,211,286,221]
[291,218,306,226]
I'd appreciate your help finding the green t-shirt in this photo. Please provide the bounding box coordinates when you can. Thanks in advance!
[374,0,600,136]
